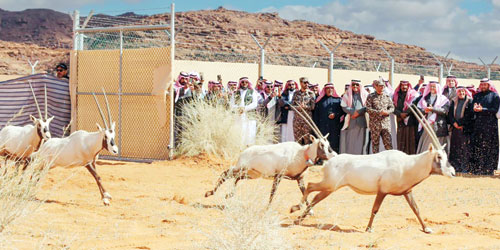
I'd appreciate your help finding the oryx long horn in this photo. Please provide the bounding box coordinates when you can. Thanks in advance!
[409,105,436,147]
[28,81,43,119]
[290,105,323,138]
[298,104,324,138]
[409,105,441,150]
[101,87,112,126]
[44,84,48,120]
[92,92,109,130]
[411,105,441,148]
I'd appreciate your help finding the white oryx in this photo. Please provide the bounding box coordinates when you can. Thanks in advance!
[34,88,118,206]
[0,82,53,163]
[205,105,337,205]
[290,104,455,233]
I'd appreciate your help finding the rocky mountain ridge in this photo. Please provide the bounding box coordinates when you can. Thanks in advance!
[0,7,496,77]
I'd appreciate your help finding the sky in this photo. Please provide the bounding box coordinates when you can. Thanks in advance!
[1,0,499,65]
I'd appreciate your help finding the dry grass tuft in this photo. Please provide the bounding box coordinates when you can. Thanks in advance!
[175,98,277,162]
[0,156,49,233]
[197,186,292,250]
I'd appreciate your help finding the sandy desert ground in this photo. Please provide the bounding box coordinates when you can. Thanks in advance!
[1,155,499,249]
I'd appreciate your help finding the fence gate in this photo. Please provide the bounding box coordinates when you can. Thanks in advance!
[70,7,175,162]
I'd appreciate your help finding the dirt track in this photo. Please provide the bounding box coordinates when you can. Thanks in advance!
[4,156,500,249]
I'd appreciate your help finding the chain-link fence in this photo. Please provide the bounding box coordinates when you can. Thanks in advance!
[69,5,498,162]
[73,7,174,162]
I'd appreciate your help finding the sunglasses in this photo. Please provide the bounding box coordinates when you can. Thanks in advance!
[265,86,273,89]
[56,69,65,72]
[351,83,360,86]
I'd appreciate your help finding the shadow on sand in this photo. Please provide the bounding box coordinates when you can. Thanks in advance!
[281,222,361,233]
[191,202,226,211]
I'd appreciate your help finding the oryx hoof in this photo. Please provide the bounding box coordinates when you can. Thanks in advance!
[205,191,214,197]
[307,209,314,216]
[225,193,234,199]
[423,227,433,234]
[290,205,301,213]
[365,227,373,233]
[103,192,112,200]
[103,197,111,206]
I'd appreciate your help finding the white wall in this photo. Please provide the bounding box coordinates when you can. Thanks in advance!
[175,60,499,91]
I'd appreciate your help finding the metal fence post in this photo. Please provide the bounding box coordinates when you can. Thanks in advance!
[442,51,452,75]
[73,10,80,50]
[431,54,443,85]
[28,60,39,74]
[318,39,343,83]
[479,56,498,79]
[380,47,394,87]
[169,3,175,160]
[250,34,272,79]
[118,30,123,159]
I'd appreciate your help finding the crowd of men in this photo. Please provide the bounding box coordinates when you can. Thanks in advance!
[174,71,500,176]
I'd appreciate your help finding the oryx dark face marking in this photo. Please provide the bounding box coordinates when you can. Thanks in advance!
[104,126,118,155]
[32,116,53,140]
[314,138,333,165]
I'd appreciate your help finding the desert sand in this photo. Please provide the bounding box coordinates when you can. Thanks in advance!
[2,155,499,249]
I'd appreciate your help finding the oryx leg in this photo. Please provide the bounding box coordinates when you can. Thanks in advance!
[85,162,111,206]
[22,156,32,171]
[225,173,247,199]
[295,190,332,223]
[365,192,387,232]
[404,191,432,233]
[296,177,310,206]
[296,176,314,215]
[268,174,283,205]
[290,181,325,213]
[205,168,234,197]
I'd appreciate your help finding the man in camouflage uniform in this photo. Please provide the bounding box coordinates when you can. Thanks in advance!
[292,77,316,145]
[365,80,395,153]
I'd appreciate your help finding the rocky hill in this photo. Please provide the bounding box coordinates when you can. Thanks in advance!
[0,40,68,75]
[0,7,497,77]
[0,8,72,48]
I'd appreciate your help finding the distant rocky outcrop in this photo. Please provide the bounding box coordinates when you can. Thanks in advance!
[0,7,496,77]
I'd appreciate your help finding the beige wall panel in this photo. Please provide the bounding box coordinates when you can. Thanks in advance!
[122,47,171,93]
[77,50,120,93]
[120,95,169,159]
[176,60,499,92]
[175,60,259,85]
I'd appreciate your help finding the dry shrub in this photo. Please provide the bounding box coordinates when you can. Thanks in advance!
[0,156,49,232]
[198,186,291,250]
[176,98,277,161]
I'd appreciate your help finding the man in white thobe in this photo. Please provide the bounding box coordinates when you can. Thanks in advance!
[230,77,259,146]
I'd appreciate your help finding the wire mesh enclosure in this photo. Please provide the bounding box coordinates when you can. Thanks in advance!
[72,6,174,162]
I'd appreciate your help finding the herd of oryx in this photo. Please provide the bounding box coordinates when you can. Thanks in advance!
[0,82,455,234]
[0,82,117,205]
[205,104,455,234]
